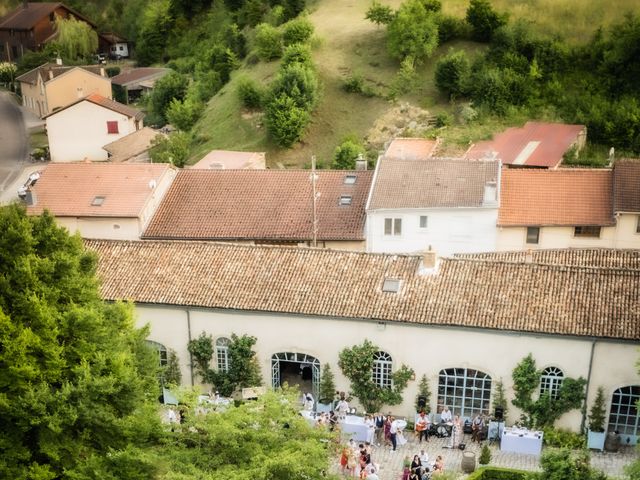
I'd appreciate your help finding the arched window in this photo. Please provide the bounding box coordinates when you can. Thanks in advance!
[146,340,167,367]
[372,351,393,388]
[438,368,492,417]
[540,367,564,400]
[216,337,231,373]
[609,386,640,437]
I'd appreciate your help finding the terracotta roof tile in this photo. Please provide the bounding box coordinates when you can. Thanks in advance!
[16,63,104,85]
[102,127,162,163]
[466,122,585,168]
[498,168,614,226]
[110,68,170,87]
[191,150,266,170]
[368,157,499,210]
[27,163,172,218]
[143,169,372,241]
[385,138,438,160]
[613,159,640,213]
[85,240,640,341]
[44,93,144,121]
[0,3,94,30]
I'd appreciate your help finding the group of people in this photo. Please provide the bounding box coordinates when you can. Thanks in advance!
[405,451,445,480]
[339,439,380,479]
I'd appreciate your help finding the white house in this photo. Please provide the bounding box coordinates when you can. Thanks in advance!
[86,240,640,440]
[45,93,144,162]
[366,156,500,256]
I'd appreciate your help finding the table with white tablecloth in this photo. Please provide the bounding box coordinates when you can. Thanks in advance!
[342,415,370,442]
[501,427,543,455]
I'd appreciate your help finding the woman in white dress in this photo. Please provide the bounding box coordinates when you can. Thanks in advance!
[365,414,375,445]
[449,414,462,448]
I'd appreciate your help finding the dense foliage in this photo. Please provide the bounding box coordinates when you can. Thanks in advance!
[53,15,98,61]
[149,131,191,167]
[338,339,414,412]
[415,374,432,412]
[318,363,337,404]
[538,449,606,480]
[0,204,161,479]
[387,0,439,63]
[332,137,365,169]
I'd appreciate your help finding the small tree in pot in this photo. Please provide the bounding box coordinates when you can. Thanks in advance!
[587,387,607,451]
[317,363,336,412]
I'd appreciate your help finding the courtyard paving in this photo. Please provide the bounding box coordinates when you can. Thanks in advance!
[333,430,638,479]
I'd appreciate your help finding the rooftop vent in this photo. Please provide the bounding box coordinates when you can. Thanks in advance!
[382,278,402,293]
[209,162,225,169]
[339,195,352,206]
[91,196,106,206]
[344,174,357,185]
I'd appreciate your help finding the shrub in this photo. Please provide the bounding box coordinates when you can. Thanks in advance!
[270,63,319,110]
[282,17,314,46]
[415,374,432,412]
[437,14,469,43]
[193,70,222,102]
[389,56,418,97]
[149,70,189,125]
[434,112,452,127]
[105,66,120,78]
[466,0,507,42]
[479,444,492,465]
[318,364,336,404]
[281,43,313,68]
[467,467,530,480]
[343,74,365,93]
[149,132,191,167]
[541,427,586,449]
[265,93,310,147]
[333,138,365,169]
[588,387,607,432]
[205,44,239,84]
[237,77,264,109]
[165,98,203,131]
[540,449,606,480]
[435,49,471,99]
[365,1,395,26]
[254,23,283,61]
[387,0,439,63]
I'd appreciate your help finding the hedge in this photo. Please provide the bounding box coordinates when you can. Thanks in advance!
[467,466,533,480]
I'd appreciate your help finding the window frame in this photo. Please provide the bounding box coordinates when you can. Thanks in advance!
[437,367,492,418]
[539,366,564,400]
[372,351,393,389]
[384,218,402,236]
[106,120,119,134]
[146,340,168,367]
[608,385,640,436]
[419,215,428,229]
[215,337,231,373]
[526,226,540,244]
[574,226,601,238]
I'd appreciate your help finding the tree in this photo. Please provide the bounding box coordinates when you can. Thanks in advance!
[0,204,161,479]
[387,0,439,63]
[435,49,471,99]
[493,377,508,421]
[270,63,320,110]
[466,0,507,42]
[237,77,264,109]
[281,43,313,68]
[338,340,414,412]
[149,131,191,167]
[540,449,607,480]
[479,443,491,465]
[148,70,189,125]
[587,387,606,432]
[365,1,395,27]
[136,0,174,66]
[164,349,182,386]
[282,17,314,46]
[318,363,337,404]
[333,137,365,169]
[415,374,432,412]
[265,92,310,147]
[166,97,203,131]
[254,23,283,61]
[53,14,98,61]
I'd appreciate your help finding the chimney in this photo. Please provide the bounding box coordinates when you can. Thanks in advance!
[483,181,497,205]
[48,68,54,80]
[423,245,436,269]
[100,67,105,77]
[55,55,62,66]
[355,153,367,171]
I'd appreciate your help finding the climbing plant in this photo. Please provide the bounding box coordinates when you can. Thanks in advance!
[338,339,414,412]
[511,354,586,428]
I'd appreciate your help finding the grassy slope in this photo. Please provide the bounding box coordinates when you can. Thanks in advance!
[190,0,637,167]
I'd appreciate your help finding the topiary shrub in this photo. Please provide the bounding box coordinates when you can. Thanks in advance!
[479,443,492,465]
[467,466,530,479]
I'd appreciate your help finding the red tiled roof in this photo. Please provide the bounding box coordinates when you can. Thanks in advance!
[368,157,499,210]
[0,2,95,30]
[110,68,170,87]
[466,122,585,168]
[27,163,172,218]
[498,168,614,226]
[385,138,438,160]
[613,159,640,213]
[86,240,640,341]
[44,93,144,121]
[143,169,372,241]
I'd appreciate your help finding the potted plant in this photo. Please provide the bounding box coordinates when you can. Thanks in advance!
[317,363,336,413]
[587,387,606,451]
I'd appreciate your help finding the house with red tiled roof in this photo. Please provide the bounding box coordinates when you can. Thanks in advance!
[45,93,144,162]
[143,169,373,250]
[110,67,171,103]
[366,155,500,256]
[16,62,111,118]
[613,159,640,247]
[466,122,586,169]
[191,150,266,170]
[0,2,97,62]
[25,162,177,240]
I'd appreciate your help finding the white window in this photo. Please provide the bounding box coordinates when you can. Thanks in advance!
[372,351,392,388]
[419,215,428,229]
[382,278,401,293]
[384,218,402,236]
[146,340,167,367]
[609,386,640,436]
[540,367,564,400]
[339,195,352,206]
[344,174,357,184]
[215,337,230,373]
[438,368,492,417]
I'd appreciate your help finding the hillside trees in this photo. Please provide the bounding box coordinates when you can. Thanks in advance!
[136,0,174,66]
[148,70,189,125]
[435,49,471,99]
[53,15,98,61]
[387,0,439,62]
[0,204,161,479]
[366,1,395,27]
[466,0,507,42]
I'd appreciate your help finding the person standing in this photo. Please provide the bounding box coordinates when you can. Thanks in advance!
[374,413,385,446]
[471,412,485,442]
[449,414,462,448]
[336,397,349,422]
[389,416,399,451]
[416,411,430,443]
[364,414,375,445]
[384,416,392,446]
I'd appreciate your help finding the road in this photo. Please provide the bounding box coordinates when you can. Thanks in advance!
[0,91,28,194]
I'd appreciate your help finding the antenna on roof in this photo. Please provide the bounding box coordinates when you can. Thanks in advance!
[311,155,319,248]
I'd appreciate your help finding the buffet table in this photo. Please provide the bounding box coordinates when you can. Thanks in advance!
[501,427,543,455]
[342,415,369,442]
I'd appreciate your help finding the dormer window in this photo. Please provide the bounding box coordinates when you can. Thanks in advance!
[91,196,105,206]
[382,278,401,293]
[344,174,357,184]
[339,195,352,206]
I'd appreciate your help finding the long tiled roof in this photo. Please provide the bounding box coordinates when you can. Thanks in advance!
[456,249,640,270]
[28,163,172,218]
[143,169,372,241]
[16,63,104,85]
[368,157,499,210]
[0,3,95,30]
[110,68,170,87]
[102,127,162,163]
[613,159,640,213]
[498,168,614,226]
[86,240,640,341]
[44,93,144,121]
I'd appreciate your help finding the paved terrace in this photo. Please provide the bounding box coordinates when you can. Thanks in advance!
[332,431,637,479]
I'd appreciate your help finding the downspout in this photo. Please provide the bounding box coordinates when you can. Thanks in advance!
[581,338,597,433]
[186,308,194,386]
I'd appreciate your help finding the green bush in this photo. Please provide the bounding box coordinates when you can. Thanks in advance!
[237,77,264,109]
[165,98,203,131]
[466,0,507,42]
[467,466,531,480]
[435,49,471,99]
[479,443,492,465]
[282,17,314,46]
[270,63,319,110]
[437,14,470,43]
[333,138,365,169]
[541,427,586,449]
[149,132,191,167]
[281,43,313,68]
[265,93,310,147]
[148,70,189,125]
[105,66,121,78]
[365,1,395,26]
[387,0,439,63]
[254,23,283,61]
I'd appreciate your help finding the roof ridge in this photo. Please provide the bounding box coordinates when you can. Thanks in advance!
[447,255,640,273]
